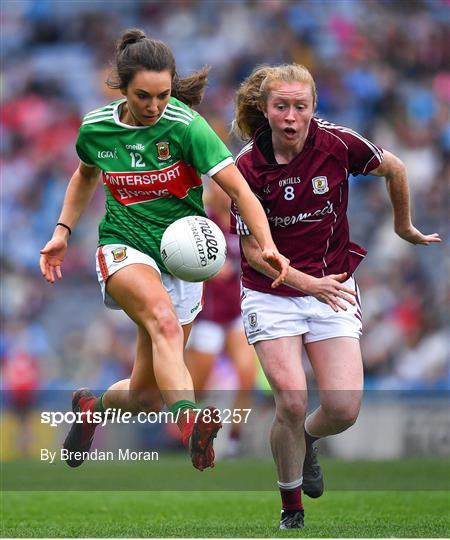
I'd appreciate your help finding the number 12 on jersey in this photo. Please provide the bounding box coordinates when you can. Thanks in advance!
[130,152,146,168]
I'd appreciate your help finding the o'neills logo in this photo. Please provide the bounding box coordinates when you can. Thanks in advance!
[197,218,219,261]
[188,218,220,267]
[126,143,145,151]
[189,219,207,267]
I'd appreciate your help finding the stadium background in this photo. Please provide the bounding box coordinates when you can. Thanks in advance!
[1,1,449,536]
[0,0,450,537]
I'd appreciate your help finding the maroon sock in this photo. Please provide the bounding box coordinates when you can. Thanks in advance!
[279,486,303,512]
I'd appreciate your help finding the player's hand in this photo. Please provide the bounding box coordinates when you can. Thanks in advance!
[303,272,357,312]
[395,225,441,245]
[261,249,290,288]
[40,237,68,283]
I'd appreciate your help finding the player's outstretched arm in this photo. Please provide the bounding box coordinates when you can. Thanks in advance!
[40,162,101,283]
[212,164,289,287]
[369,150,442,245]
[241,235,356,312]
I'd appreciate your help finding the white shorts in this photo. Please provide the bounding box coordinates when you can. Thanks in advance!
[96,244,203,325]
[187,317,243,355]
[241,277,362,345]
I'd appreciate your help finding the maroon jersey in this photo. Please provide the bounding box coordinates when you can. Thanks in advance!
[198,212,242,324]
[230,117,383,296]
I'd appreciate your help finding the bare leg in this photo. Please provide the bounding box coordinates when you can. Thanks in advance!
[185,349,216,393]
[304,337,363,437]
[254,336,307,483]
[61,262,208,469]
[106,264,195,408]
[103,323,193,413]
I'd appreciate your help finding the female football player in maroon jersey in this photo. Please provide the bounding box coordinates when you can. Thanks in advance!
[39,30,288,474]
[231,64,441,529]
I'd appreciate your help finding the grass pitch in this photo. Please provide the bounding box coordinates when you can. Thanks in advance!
[1,458,449,537]
[2,490,449,537]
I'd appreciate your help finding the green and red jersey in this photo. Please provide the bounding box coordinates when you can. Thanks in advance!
[76,97,233,272]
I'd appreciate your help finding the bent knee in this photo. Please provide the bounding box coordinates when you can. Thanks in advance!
[275,393,308,426]
[322,403,360,426]
[148,303,182,341]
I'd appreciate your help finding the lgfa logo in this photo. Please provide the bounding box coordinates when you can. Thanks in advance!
[98,147,118,159]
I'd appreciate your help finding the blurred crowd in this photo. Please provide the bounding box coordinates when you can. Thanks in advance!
[1,0,449,396]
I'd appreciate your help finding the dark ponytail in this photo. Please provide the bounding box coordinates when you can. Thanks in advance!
[172,67,210,108]
[107,28,209,108]
[116,28,146,52]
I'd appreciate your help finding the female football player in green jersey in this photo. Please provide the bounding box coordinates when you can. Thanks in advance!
[39,28,289,472]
